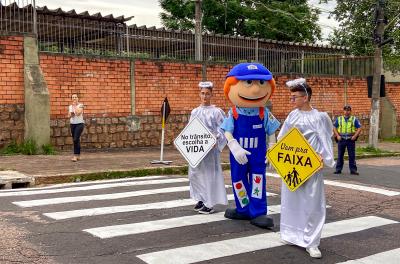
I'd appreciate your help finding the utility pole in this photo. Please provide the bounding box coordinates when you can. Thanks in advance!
[194,0,202,61]
[369,0,385,148]
[33,0,37,36]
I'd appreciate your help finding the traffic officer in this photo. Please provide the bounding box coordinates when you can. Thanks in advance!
[333,105,362,175]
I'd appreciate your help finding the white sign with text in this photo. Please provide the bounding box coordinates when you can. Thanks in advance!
[174,117,216,168]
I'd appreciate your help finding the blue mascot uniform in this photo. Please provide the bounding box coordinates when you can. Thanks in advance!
[221,63,280,228]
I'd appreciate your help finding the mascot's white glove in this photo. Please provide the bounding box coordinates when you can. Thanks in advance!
[227,139,251,165]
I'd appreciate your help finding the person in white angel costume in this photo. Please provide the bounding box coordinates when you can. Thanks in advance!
[278,78,335,259]
[188,81,228,215]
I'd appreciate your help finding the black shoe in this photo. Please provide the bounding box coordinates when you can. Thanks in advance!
[350,171,359,175]
[250,215,274,229]
[224,208,251,220]
[198,206,214,214]
[194,201,204,211]
[333,171,341,174]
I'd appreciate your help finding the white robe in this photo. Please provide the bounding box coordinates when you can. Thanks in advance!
[188,105,228,208]
[278,108,335,248]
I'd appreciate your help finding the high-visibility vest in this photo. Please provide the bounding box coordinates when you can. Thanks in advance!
[337,116,356,135]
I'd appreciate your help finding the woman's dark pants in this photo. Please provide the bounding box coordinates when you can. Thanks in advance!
[70,123,84,155]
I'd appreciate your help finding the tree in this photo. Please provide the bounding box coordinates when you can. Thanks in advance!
[159,0,322,42]
[325,0,400,72]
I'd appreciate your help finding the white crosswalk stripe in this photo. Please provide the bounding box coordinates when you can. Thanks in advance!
[43,192,277,220]
[335,248,400,264]
[84,204,282,239]
[81,204,330,238]
[44,195,235,220]
[0,177,188,197]
[266,172,400,196]
[137,216,398,264]
[0,176,167,193]
[14,186,276,208]
[13,186,192,207]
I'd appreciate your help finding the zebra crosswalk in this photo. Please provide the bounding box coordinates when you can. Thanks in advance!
[137,216,397,264]
[1,175,399,264]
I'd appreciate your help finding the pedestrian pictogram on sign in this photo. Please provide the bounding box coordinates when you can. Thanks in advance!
[266,127,323,192]
[174,117,216,168]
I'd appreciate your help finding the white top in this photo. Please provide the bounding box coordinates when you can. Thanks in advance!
[188,105,228,208]
[278,108,335,248]
[278,108,335,168]
[69,103,84,124]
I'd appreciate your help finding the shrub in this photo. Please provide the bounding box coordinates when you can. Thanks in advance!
[42,144,56,155]
[19,139,38,155]
[0,140,56,155]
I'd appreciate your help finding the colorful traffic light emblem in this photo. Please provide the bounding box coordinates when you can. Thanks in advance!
[233,180,249,207]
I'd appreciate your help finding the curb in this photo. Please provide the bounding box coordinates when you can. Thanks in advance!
[352,152,400,159]
[33,163,232,186]
[34,166,189,186]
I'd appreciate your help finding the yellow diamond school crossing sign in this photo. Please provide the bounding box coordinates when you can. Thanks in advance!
[267,127,323,192]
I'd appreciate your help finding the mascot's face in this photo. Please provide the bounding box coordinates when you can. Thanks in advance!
[228,80,272,108]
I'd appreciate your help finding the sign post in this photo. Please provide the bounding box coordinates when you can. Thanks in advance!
[267,127,323,192]
[151,98,172,165]
[174,117,216,168]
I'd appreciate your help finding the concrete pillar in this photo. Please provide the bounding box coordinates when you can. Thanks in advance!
[130,60,136,115]
[380,97,397,138]
[24,36,50,148]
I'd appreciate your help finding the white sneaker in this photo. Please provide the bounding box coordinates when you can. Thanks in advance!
[306,247,322,258]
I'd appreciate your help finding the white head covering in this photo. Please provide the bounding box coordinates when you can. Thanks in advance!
[285,78,306,88]
[285,78,308,97]
[198,81,213,89]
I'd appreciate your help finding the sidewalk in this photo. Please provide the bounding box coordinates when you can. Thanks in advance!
[0,142,399,187]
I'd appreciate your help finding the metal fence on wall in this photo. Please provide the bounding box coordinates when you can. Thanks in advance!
[288,55,375,77]
[127,25,195,60]
[0,1,374,77]
[0,0,35,34]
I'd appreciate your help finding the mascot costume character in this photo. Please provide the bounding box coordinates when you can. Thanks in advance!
[221,63,280,228]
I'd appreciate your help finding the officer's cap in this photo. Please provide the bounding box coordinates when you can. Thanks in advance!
[226,63,273,81]
[343,105,352,110]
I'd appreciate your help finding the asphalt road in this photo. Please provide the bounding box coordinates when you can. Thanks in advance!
[0,157,399,264]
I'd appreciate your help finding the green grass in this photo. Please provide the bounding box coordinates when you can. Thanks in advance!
[382,136,400,143]
[0,141,20,155]
[356,145,391,155]
[19,139,38,155]
[0,140,56,155]
[41,144,57,155]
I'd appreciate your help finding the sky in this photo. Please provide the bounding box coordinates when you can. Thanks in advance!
[35,0,339,42]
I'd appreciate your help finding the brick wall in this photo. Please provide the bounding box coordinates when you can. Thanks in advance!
[39,54,131,119]
[386,82,400,133]
[0,35,24,147]
[1,35,399,150]
[134,61,231,115]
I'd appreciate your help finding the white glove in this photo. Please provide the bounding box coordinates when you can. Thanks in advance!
[227,139,251,165]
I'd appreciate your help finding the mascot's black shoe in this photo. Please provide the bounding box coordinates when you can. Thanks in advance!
[250,215,274,229]
[224,208,251,220]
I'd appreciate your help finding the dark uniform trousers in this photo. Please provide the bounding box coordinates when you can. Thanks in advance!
[336,137,357,173]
